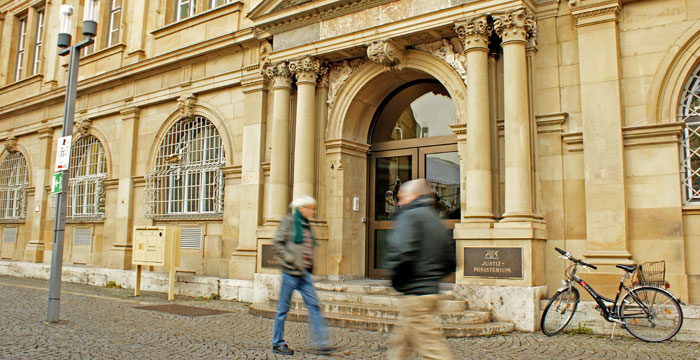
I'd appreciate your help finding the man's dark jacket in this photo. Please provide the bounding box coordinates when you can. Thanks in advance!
[386,195,456,295]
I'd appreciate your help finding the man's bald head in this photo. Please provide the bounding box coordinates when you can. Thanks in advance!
[397,179,432,206]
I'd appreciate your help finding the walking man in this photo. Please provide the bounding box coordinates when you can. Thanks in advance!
[386,179,455,360]
[271,196,332,355]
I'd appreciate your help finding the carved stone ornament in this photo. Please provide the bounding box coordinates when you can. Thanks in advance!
[327,58,366,108]
[259,40,273,69]
[455,15,493,50]
[288,56,327,84]
[367,39,406,72]
[264,61,293,88]
[177,94,197,119]
[493,8,537,45]
[75,118,92,136]
[4,136,18,153]
[414,39,468,86]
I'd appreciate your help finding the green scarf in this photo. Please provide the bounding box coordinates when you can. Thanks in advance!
[292,209,313,244]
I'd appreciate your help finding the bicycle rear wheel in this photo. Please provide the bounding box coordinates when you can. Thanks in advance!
[619,286,683,342]
[541,288,579,336]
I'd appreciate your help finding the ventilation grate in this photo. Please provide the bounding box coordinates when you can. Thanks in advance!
[180,227,202,249]
[73,228,93,247]
[2,227,17,243]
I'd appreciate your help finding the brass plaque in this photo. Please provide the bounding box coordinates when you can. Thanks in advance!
[463,247,522,279]
[261,244,279,269]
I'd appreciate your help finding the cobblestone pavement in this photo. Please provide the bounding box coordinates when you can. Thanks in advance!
[1,275,698,360]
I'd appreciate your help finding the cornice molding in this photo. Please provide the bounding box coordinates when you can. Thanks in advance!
[536,112,568,134]
[324,138,369,158]
[570,1,621,27]
[622,122,683,147]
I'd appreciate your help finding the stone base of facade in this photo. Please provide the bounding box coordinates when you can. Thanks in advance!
[105,244,133,270]
[230,250,257,280]
[22,242,44,263]
[453,284,548,332]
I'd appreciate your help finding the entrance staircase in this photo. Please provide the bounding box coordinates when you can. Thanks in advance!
[249,279,514,337]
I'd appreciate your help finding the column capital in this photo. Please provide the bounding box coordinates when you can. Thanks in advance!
[455,15,492,52]
[493,8,537,46]
[37,127,53,138]
[264,61,293,89]
[570,0,621,27]
[367,39,406,72]
[119,107,141,120]
[289,56,327,85]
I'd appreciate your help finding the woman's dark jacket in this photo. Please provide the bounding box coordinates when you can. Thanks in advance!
[386,195,456,295]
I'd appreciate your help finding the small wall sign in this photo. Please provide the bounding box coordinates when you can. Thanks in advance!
[55,135,72,171]
[51,173,63,194]
[260,244,279,269]
[463,247,523,279]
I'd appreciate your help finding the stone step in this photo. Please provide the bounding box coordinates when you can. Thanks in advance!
[271,298,490,324]
[313,280,455,298]
[285,290,467,311]
[249,303,514,338]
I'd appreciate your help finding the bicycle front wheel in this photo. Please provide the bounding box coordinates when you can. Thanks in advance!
[541,288,579,336]
[619,286,683,342]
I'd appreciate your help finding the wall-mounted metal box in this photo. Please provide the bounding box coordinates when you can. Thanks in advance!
[132,226,181,267]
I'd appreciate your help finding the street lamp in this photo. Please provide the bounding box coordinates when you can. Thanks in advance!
[47,0,100,323]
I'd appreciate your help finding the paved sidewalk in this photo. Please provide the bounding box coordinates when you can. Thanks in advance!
[0,275,698,360]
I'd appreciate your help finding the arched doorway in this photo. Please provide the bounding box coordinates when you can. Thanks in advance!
[367,79,460,278]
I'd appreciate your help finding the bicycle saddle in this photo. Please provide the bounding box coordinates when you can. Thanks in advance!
[616,264,637,273]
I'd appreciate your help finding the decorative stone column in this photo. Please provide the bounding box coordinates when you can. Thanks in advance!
[456,16,495,223]
[493,8,537,222]
[23,129,52,262]
[106,108,139,269]
[264,62,293,221]
[289,56,326,199]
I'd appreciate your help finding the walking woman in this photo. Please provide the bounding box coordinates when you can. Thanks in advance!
[271,196,333,355]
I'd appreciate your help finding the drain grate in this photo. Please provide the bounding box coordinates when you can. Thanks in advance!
[134,304,230,317]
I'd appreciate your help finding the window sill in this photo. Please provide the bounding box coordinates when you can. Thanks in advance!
[0,219,25,224]
[148,214,223,222]
[0,74,43,95]
[682,204,700,215]
[80,43,127,66]
[66,218,105,224]
[152,1,243,39]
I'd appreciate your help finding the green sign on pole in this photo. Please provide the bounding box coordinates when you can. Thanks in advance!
[51,173,62,194]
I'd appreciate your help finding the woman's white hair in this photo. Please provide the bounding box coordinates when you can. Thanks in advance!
[290,195,317,210]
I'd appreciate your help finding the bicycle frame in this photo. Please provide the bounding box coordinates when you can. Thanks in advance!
[562,263,632,323]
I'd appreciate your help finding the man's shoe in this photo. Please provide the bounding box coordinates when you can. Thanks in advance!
[316,346,336,355]
[272,344,294,355]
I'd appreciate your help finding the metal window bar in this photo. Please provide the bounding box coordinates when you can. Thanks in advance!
[68,136,107,220]
[32,10,44,75]
[108,0,122,47]
[146,116,225,219]
[15,17,27,81]
[680,65,700,203]
[0,152,28,219]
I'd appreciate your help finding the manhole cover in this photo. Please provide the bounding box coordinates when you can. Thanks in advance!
[134,304,230,317]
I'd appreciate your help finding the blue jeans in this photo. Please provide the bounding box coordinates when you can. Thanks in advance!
[272,272,328,348]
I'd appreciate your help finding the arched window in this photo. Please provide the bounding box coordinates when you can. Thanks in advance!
[146,116,225,219]
[68,135,107,220]
[680,64,700,202]
[0,151,29,220]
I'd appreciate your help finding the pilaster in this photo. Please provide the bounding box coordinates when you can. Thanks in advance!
[124,0,149,64]
[572,1,632,263]
[23,128,53,263]
[106,108,140,269]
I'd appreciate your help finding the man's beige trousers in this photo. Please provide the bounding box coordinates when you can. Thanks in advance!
[388,294,453,360]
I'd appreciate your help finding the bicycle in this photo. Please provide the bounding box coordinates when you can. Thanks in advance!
[540,247,683,342]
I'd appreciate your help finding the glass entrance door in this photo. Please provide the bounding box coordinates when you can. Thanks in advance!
[368,145,459,279]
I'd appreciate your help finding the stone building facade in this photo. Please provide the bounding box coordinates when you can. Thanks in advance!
[1,0,699,331]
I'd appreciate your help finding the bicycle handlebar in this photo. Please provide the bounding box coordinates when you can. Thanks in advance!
[554,247,598,270]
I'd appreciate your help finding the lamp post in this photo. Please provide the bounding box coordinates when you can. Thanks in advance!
[47,0,99,323]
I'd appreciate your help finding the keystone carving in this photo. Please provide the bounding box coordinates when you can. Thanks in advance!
[177,94,197,119]
[289,56,327,84]
[414,39,467,86]
[493,8,537,45]
[264,61,293,88]
[455,15,493,51]
[367,39,406,72]
[4,136,18,153]
[75,118,92,136]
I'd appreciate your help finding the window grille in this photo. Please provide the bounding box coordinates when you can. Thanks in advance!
[0,152,28,220]
[68,136,107,220]
[15,17,27,81]
[31,10,44,75]
[2,227,17,243]
[180,226,202,249]
[146,116,225,219]
[680,64,700,202]
[107,0,122,47]
[73,228,93,246]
